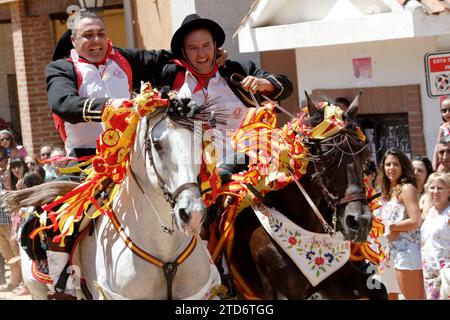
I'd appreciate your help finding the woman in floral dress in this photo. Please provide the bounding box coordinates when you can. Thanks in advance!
[421,173,450,299]
[378,148,425,299]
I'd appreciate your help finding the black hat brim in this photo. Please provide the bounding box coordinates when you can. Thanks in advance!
[171,18,225,58]
[52,29,74,61]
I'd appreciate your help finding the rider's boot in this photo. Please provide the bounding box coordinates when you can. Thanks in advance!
[46,250,76,299]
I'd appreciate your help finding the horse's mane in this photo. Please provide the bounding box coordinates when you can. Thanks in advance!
[161,95,230,136]
[1,181,79,213]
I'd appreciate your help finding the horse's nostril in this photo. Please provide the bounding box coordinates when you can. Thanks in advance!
[345,215,360,230]
[179,208,190,223]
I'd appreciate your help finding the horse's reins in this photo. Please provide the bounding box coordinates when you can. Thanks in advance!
[288,170,335,235]
[287,130,368,236]
[105,112,202,300]
[229,73,294,118]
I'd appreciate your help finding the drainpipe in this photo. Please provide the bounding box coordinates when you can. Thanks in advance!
[123,0,135,48]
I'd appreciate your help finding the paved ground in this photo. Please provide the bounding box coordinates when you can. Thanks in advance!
[0,265,32,300]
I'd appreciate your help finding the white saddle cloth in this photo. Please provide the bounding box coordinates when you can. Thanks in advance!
[251,203,350,286]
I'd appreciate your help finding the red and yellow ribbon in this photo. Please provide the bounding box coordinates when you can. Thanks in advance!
[36,83,169,246]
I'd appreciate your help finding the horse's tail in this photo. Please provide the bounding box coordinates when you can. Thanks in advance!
[1,181,80,213]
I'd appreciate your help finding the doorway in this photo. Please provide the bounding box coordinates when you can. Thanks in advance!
[356,113,411,165]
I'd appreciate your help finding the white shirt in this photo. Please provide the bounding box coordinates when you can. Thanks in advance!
[177,70,249,161]
[66,49,132,155]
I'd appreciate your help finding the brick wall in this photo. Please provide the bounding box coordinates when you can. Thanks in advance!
[311,85,426,157]
[10,1,63,155]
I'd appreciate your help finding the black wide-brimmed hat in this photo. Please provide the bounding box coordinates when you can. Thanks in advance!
[171,14,225,58]
[52,29,73,61]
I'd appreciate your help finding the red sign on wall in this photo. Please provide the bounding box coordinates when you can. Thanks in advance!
[425,51,450,98]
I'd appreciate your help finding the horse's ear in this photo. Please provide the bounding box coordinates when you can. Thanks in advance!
[305,91,318,117]
[159,86,171,99]
[346,90,362,120]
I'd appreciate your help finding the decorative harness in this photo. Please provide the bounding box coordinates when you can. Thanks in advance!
[107,112,202,300]
[297,129,368,235]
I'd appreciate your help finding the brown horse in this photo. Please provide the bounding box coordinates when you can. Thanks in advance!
[225,93,387,299]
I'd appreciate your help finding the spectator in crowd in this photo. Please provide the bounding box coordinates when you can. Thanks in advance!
[39,145,56,182]
[420,172,450,299]
[0,148,7,287]
[24,154,46,181]
[0,129,26,159]
[435,135,450,173]
[45,148,71,182]
[10,171,44,296]
[0,149,21,292]
[412,156,434,196]
[411,156,434,215]
[3,157,29,191]
[433,97,450,171]
[377,148,425,299]
[334,97,350,111]
[368,158,402,300]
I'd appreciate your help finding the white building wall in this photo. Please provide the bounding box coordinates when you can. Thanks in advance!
[295,36,442,159]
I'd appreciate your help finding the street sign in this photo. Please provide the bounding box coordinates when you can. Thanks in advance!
[424,51,450,98]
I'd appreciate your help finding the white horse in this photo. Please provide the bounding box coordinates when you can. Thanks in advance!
[9,103,221,299]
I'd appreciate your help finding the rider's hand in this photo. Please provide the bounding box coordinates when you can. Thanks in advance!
[240,76,275,94]
[107,98,132,109]
[216,48,228,67]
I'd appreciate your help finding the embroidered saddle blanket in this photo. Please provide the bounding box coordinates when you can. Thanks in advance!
[251,203,350,286]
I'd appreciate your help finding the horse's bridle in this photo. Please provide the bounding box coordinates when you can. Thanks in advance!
[302,129,369,234]
[126,112,201,235]
[109,112,202,300]
[144,114,201,208]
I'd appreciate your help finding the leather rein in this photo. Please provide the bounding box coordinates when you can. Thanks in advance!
[296,130,368,235]
[247,129,368,236]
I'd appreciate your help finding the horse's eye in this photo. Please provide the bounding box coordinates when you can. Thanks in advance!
[153,139,163,151]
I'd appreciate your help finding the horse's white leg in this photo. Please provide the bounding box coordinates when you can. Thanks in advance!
[19,247,48,300]
[79,216,108,300]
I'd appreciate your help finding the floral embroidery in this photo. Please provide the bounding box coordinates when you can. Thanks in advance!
[268,215,349,280]
[305,251,315,261]
[315,257,324,266]
[288,236,297,245]
[324,252,334,263]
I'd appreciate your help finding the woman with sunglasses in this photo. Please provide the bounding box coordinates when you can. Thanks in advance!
[3,158,29,191]
[0,130,27,159]
[24,154,46,181]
